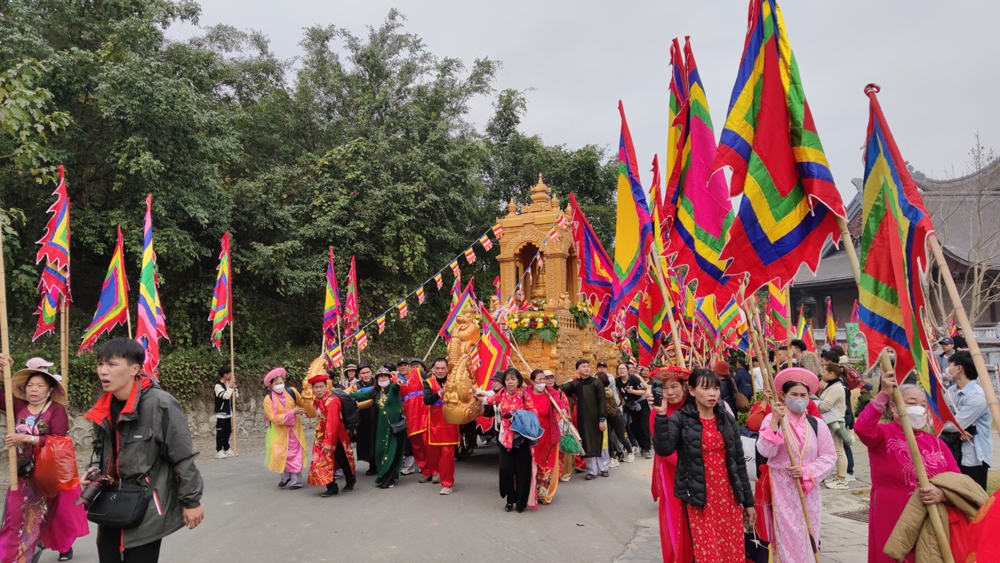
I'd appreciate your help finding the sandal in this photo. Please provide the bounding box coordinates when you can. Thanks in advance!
[58,548,74,561]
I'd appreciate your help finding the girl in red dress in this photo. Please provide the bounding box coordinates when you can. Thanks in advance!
[652,368,755,563]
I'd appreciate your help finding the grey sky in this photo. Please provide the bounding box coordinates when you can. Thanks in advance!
[170,0,999,199]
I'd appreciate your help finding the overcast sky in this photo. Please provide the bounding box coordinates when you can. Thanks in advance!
[170,0,999,200]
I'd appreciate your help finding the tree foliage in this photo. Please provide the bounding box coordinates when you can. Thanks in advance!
[0,3,617,402]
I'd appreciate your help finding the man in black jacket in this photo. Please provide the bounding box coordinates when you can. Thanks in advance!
[82,338,204,563]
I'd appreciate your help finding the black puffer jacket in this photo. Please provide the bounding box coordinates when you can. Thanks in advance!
[652,400,754,508]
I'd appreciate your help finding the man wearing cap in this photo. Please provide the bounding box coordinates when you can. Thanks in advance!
[305,372,356,497]
[714,360,738,416]
[350,363,378,475]
[400,360,430,476]
[560,359,608,479]
[937,338,956,384]
[422,358,460,494]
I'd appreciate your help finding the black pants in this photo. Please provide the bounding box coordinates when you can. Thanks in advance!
[627,404,652,451]
[960,462,990,491]
[334,443,356,485]
[216,416,232,452]
[607,411,629,456]
[497,440,532,510]
[97,527,162,563]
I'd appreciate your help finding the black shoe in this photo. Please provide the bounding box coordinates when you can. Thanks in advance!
[278,479,289,488]
[343,481,355,492]
[505,503,514,512]
[289,483,303,490]
[366,467,377,476]
[601,470,610,478]
[573,466,586,474]
[516,506,525,513]
[585,473,597,481]
[321,484,339,497]
[58,548,74,562]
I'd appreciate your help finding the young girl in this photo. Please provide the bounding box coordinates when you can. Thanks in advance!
[647,366,694,563]
[653,368,754,563]
[816,363,850,489]
[756,368,837,563]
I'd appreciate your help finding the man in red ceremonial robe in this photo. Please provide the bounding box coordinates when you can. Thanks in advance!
[305,373,356,497]
[421,358,460,495]
[400,362,429,477]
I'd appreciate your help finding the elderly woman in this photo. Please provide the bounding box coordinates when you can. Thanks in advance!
[0,356,89,562]
[263,367,313,490]
[856,369,960,563]
[756,368,837,563]
[478,368,539,513]
[349,367,405,489]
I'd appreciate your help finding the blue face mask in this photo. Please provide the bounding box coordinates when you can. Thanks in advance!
[785,398,810,414]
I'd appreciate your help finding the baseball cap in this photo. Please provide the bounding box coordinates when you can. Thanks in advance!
[938,337,954,345]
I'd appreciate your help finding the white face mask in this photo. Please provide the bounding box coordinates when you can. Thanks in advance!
[943,365,957,381]
[905,405,928,429]
[271,384,285,394]
[378,379,390,388]
[533,383,547,392]
[28,392,52,406]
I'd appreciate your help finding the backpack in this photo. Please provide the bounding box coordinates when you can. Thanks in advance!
[332,389,361,429]
[844,366,862,390]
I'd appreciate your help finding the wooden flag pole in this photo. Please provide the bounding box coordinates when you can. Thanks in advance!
[0,227,20,489]
[422,333,442,363]
[837,217,953,563]
[784,287,794,353]
[649,250,687,370]
[927,235,1000,436]
[60,298,69,391]
[229,318,237,456]
[741,298,821,563]
[126,309,133,339]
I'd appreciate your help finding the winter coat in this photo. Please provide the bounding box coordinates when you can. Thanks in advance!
[884,472,987,563]
[652,400,754,509]
[84,376,204,549]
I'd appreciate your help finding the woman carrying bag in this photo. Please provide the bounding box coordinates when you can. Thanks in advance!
[477,368,540,513]
[528,369,569,505]
[349,367,405,489]
[0,355,88,562]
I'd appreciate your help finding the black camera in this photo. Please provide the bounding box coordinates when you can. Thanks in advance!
[76,468,112,507]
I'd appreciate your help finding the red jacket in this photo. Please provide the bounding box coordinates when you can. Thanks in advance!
[401,372,429,436]
[422,376,460,446]
[314,393,350,450]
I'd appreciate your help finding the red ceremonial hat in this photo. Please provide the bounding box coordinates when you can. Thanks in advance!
[650,366,690,383]
[713,360,731,376]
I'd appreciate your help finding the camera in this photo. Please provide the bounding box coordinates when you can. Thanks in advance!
[651,381,664,408]
[75,468,112,507]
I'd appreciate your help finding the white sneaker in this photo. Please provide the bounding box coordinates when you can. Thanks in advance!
[845,474,857,482]
[826,480,850,490]
[609,458,620,468]
[626,453,635,463]
[432,474,440,484]
[560,476,571,482]
[400,466,416,476]
[439,487,453,495]
[632,446,640,454]
[215,451,227,459]
[225,449,235,457]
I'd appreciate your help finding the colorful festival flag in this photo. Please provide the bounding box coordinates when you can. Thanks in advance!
[397,300,408,319]
[416,286,426,305]
[323,248,342,339]
[468,347,482,372]
[464,247,477,265]
[569,193,620,341]
[492,224,504,239]
[557,214,570,230]
[343,256,359,336]
[450,260,461,278]
[136,194,168,377]
[377,315,386,334]
[479,234,493,252]
[326,342,344,369]
[613,102,654,312]
[356,329,368,351]
[713,0,846,292]
[695,295,721,336]
[475,303,511,431]
[434,272,444,290]
[637,274,666,367]
[32,285,60,341]
[78,227,129,354]
[439,279,477,341]
[35,165,71,295]
[857,84,956,427]
[663,38,737,299]
[451,276,461,307]
[947,315,958,338]
[825,297,837,346]
[209,232,233,351]
[795,304,816,352]
[493,276,501,301]
[850,299,860,323]
[547,227,560,244]
[769,282,789,343]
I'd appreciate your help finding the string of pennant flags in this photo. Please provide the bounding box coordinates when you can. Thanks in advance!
[322,214,569,368]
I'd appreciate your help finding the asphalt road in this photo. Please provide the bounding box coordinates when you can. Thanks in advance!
[63,446,657,563]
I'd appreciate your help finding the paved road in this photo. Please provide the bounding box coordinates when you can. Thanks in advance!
[65,446,658,563]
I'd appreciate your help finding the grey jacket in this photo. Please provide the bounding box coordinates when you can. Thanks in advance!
[85,376,203,549]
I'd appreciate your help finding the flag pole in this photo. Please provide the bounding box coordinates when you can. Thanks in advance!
[742,296,820,562]
[229,320,237,456]
[837,217,953,562]
[422,333,442,363]
[0,227,20,490]
[927,235,1000,436]
[126,309,133,339]
[649,250,686,370]
[60,297,69,392]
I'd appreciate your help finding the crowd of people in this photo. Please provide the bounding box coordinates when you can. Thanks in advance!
[0,332,997,563]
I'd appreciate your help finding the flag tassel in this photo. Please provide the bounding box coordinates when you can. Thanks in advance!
[837,213,953,563]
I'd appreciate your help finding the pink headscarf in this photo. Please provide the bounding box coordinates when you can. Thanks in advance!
[264,367,286,388]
